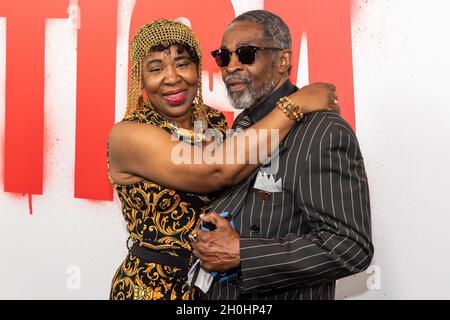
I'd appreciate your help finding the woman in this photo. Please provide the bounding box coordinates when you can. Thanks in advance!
[108,19,338,300]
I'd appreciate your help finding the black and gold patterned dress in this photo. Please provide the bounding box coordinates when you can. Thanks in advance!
[109,104,228,300]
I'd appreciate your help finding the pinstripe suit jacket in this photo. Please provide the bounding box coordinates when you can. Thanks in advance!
[206,108,374,300]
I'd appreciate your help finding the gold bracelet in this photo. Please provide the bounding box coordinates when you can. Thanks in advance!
[276,96,304,122]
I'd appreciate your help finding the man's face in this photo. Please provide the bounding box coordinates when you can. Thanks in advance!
[220,21,279,109]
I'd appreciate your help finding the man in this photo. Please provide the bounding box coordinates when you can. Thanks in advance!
[192,10,373,300]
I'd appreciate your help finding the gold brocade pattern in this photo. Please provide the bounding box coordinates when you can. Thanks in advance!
[109,104,228,300]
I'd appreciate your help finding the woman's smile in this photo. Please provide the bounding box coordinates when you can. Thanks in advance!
[162,89,188,106]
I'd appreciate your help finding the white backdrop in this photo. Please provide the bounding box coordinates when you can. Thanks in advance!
[1,0,449,299]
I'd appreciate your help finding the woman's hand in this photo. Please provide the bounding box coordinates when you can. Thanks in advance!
[289,82,340,115]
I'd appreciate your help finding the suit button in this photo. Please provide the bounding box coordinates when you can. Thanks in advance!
[257,191,271,201]
[250,225,260,233]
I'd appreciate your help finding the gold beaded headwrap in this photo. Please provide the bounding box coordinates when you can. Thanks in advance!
[125,19,208,124]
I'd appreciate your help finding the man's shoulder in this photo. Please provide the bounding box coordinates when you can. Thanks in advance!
[292,111,355,136]
[286,111,358,152]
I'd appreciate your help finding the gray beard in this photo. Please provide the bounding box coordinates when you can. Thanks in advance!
[226,76,276,110]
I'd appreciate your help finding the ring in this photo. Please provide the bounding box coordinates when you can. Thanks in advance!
[333,99,338,104]
[189,231,198,243]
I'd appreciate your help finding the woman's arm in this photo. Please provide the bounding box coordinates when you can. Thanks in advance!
[108,82,339,193]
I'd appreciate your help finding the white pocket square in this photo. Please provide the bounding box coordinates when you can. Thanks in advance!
[187,259,214,294]
[253,171,283,193]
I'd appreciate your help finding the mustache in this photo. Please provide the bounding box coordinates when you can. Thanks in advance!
[224,73,251,86]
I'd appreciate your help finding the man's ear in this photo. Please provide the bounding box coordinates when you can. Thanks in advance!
[277,49,292,74]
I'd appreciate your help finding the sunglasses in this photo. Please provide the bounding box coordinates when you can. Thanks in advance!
[211,46,283,68]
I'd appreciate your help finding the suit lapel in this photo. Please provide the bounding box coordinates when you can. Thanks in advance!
[211,143,289,218]
[211,169,259,219]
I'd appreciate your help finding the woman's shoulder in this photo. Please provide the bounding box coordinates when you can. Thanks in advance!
[202,105,229,132]
[123,105,162,124]
[121,105,177,136]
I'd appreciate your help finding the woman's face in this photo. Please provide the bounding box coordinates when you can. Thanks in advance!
[142,45,199,122]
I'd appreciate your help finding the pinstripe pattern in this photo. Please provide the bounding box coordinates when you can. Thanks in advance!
[234,114,253,133]
[207,111,373,300]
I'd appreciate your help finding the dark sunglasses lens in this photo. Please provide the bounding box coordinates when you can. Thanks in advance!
[236,47,257,65]
[213,50,230,67]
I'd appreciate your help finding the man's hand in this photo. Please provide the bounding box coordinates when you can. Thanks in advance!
[289,82,340,115]
[192,212,240,273]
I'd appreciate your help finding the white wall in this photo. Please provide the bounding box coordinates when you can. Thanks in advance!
[338,0,450,299]
[0,0,449,299]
